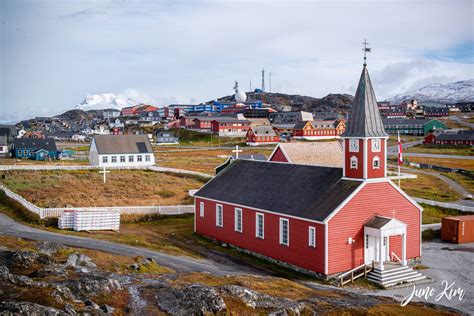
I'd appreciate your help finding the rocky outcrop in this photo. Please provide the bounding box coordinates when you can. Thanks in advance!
[60,273,122,300]
[65,253,97,269]
[0,301,67,316]
[10,250,53,268]
[221,285,306,314]
[147,281,226,315]
[36,241,62,256]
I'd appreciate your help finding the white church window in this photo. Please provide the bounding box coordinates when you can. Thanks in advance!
[129,155,134,162]
[137,155,142,162]
[120,156,125,163]
[280,218,289,246]
[235,208,242,232]
[111,156,117,163]
[145,155,151,162]
[216,204,223,227]
[102,156,108,163]
[256,213,264,239]
[309,226,316,247]
[350,156,358,169]
[373,156,380,169]
[199,202,204,217]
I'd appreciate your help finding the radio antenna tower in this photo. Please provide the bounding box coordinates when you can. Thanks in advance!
[261,68,265,92]
[249,76,252,92]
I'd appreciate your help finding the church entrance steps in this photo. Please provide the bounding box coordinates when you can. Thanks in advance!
[367,263,428,289]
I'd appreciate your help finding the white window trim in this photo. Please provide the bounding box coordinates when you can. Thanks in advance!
[216,204,223,227]
[349,139,359,152]
[199,202,204,218]
[234,208,242,233]
[350,156,358,169]
[371,138,381,152]
[279,218,289,246]
[373,156,381,169]
[256,213,264,239]
[309,226,316,247]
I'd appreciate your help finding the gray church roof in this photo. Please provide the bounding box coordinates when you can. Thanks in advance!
[342,66,389,138]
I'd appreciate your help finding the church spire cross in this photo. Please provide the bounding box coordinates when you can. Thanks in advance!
[362,39,371,66]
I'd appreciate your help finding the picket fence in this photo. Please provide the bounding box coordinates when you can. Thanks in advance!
[413,197,474,213]
[0,186,194,219]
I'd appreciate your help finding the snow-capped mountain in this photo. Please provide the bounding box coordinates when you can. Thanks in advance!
[75,93,137,111]
[387,79,474,104]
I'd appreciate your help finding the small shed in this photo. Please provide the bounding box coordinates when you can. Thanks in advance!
[441,215,474,244]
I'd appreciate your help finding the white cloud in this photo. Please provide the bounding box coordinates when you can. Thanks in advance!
[0,0,472,122]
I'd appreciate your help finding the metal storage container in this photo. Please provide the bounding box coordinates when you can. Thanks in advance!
[441,215,474,244]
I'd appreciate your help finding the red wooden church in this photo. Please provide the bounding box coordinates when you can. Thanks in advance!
[194,64,424,286]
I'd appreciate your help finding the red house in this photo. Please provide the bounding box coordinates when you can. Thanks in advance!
[210,118,251,137]
[121,105,140,116]
[292,119,346,140]
[194,64,424,287]
[424,131,474,146]
[246,125,280,146]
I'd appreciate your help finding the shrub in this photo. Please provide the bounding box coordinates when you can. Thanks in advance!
[157,190,176,198]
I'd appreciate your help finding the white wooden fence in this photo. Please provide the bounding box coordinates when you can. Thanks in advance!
[0,186,194,219]
[413,197,474,213]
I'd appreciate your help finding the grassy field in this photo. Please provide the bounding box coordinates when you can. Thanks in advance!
[405,144,473,156]
[0,169,205,207]
[442,172,474,195]
[400,172,461,202]
[156,148,274,174]
[0,158,89,165]
[405,156,474,170]
[420,203,471,224]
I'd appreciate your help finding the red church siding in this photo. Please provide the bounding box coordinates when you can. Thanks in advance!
[195,197,326,274]
[344,139,364,178]
[269,147,288,162]
[367,139,386,178]
[327,182,420,275]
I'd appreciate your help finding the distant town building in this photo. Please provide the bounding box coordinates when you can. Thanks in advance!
[423,107,449,117]
[103,109,121,119]
[269,111,313,124]
[292,119,346,140]
[0,125,18,143]
[454,102,473,112]
[22,131,45,139]
[382,118,446,135]
[89,134,155,167]
[13,138,58,160]
[0,136,9,157]
[155,131,179,145]
[121,105,140,117]
[246,125,280,146]
[211,118,252,137]
[424,130,474,146]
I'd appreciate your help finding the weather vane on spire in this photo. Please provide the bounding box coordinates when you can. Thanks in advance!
[362,39,371,66]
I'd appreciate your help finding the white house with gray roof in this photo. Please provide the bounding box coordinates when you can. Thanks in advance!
[89,134,155,167]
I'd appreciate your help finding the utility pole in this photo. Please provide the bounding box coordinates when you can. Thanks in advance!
[261,68,265,92]
[249,76,252,92]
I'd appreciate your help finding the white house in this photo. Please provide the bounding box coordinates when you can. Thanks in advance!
[89,134,155,167]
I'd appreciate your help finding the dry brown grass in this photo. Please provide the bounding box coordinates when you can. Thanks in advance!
[0,169,204,207]
[155,148,273,174]
[366,303,458,315]
[0,158,89,165]
[400,173,461,202]
[406,157,474,171]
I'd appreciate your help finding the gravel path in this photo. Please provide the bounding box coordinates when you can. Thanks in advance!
[0,213,265,276]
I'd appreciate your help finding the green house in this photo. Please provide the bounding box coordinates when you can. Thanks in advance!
[382,118,446,136]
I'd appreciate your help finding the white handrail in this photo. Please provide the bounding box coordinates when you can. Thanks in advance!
[391,251,402,263]
[338,263,367,279]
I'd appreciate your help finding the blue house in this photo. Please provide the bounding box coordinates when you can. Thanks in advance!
[13,138,59,160]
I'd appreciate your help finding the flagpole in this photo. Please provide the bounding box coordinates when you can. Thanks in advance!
[398,131,401,188]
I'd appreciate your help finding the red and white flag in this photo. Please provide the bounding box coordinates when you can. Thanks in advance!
[397,131,403,166]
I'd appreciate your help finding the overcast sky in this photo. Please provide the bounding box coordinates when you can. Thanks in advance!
[1,0,473,123]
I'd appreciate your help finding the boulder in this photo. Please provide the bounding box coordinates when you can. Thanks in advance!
[65,253,97,269]
[36,241,62,256]
[0,301,67,315]
[9,250,53,268]
[151,281,226,315]
[31,264,68,278]
[100,304,115,314]
[60,272,122,299]
[221,285,306,314]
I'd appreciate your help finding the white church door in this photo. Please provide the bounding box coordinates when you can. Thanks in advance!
[365,234,377,264]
